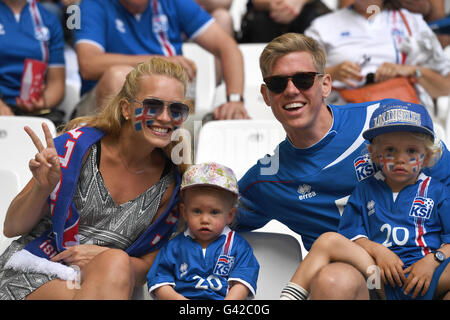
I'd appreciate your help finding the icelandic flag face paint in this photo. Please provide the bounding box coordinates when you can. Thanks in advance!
[409,153,425,173]
[379,153,395,171]
[134,107,154,131]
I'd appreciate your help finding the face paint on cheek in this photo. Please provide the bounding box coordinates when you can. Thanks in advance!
[134,107,144,131]
[379,153,395,171]
[134,106,155,131]
[171,112,184,128]
[410,153,425,173]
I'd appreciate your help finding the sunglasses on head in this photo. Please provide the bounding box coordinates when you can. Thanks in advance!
[130,97,190,123]
[264,72,323,93]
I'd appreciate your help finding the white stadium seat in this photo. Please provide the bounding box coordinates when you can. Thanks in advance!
[0,169,20,254]
[0,116,57,190]
[238,43,275,120]
[182,42,216,120]
[195,119,285,180]
[241,232,302,300]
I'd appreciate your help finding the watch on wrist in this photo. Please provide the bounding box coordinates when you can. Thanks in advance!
[434,250,446,263]
[226,93,244,103]
[414,67,422,79]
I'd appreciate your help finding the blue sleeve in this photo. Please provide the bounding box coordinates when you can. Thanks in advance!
[171,0,213,39]
[438,193,450,245]
[74,0,107,50]
[424,141,450,188]
[234,168,272,232]
[228,235,260,296]
[146,243,176,294]
[338,185,368,241]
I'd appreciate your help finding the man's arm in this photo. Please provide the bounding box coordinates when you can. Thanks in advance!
[194,22,248,119]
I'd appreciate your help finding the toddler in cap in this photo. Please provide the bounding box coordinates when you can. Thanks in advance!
[147,162,259,300]
[280,99,450,301]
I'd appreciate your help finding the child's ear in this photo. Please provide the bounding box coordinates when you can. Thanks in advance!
[227,207,237,225]
[368,144,377,164]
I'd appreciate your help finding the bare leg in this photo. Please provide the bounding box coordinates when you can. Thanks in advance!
[26,249,135,300]
[435,262,450,300]
[290,232,377,291]
[310,262,370,300]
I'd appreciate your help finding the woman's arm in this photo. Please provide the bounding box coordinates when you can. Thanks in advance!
[3,124,60,237]
[43,66,65,109]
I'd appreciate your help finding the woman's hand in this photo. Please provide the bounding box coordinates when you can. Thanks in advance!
[51,244,110,269]
[372,244,406,288]
[24,122,61,194]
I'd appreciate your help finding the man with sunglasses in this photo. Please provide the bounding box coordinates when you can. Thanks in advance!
[234,33,450,299]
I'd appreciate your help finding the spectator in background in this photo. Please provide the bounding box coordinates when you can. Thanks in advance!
[339,0,450,48]
[0,0,65,126]
[74,0,248,120]
[237,0,331,43]
[305,0,450,117]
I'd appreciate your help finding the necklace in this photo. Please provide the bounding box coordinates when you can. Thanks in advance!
[118,150,149,175]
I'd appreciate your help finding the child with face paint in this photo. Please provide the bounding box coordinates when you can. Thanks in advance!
[280,101,450,300]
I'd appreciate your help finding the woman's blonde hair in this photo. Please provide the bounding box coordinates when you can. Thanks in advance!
[259,33,327,78]
[63,57,191,173]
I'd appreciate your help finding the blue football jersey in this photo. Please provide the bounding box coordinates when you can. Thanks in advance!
[0,1,65,105]
[236,99,450,251]
[147,227,259,300]
[339,172,450,268]
[74,0,212,95]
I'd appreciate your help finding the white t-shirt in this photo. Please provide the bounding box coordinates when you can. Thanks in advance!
[305,8,450,108]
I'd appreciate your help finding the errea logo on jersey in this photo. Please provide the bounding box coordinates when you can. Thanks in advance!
[297,184,317,201]
[367,200,375,216]
[115,19,126,33]
[0,24,5,35]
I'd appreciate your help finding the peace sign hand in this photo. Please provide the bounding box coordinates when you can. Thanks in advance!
[24,123,61,193]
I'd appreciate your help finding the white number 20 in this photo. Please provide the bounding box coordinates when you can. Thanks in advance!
[380,223,409,247]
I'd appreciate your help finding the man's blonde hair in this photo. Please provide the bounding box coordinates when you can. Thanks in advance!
[259,33,327,78]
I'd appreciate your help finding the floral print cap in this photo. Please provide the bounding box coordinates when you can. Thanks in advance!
[181,162,238,195]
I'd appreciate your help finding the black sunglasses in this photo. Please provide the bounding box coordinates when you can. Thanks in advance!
[130,97,190,123]
[264,72,323,93]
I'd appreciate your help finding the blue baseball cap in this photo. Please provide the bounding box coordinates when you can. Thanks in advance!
[362,99,434,141]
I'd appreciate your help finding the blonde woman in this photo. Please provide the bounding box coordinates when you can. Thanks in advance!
[0,57,191,300]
